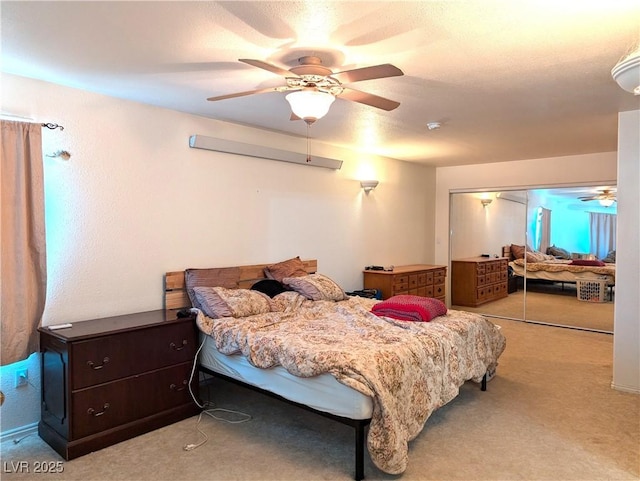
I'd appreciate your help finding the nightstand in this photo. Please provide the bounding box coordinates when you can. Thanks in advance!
[38,310,201,460]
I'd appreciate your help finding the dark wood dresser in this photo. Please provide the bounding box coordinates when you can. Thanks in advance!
[38,310,201,460]
[363,264,447,301]
[451,257,509,307]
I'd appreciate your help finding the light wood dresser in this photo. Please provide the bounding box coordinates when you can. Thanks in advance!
[38,310,201,460]
[451,257,509,307]
[363,264,447,301]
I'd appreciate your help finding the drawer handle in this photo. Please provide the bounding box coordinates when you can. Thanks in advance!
[170,340,188,351]
[87,357,110,370]
[87,403,110,417]
[170,380,188,392]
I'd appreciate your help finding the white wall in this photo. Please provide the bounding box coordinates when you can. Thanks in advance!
[613,109,640,393]
[449,192,526,259]
[0,73,437,434]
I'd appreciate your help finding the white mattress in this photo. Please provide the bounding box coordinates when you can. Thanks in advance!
[198,333,373,420]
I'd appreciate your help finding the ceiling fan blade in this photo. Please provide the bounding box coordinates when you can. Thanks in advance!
[340,87,400,111]
[331,63,403,84]
[207,87,278,102]
[239,59,297,78]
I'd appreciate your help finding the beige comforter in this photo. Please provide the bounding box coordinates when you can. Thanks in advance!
[196,294,505,474]
[512,258,616,281]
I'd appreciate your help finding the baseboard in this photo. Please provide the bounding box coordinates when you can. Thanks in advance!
[610,381,640,394]
[0,422,39,444]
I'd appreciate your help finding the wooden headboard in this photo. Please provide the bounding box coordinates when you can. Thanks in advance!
[164,259,318,312]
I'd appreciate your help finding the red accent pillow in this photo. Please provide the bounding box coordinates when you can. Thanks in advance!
[371,295,447,322]
[569,259,605,267]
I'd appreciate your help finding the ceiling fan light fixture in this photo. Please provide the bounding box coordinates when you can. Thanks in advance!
[611,50,640,95]
[285,89,335,123]
[599,198,615,207]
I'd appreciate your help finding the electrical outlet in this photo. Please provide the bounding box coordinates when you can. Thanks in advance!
[15,369,28,388]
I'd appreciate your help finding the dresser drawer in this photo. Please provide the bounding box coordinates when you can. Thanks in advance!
[433,269,446,284]
[408,274,418,289]
[476,287,488,301]
[393,275,409,292]
[71,361,194,439]
[71,322,196,389]
[494,282,507,296]
[426,272,435,285]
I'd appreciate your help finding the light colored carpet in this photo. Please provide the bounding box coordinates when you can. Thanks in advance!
[453,284,614,332]
[1,320,638,481]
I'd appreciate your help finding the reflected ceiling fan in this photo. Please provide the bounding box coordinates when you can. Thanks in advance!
[578,189,617,206]
[207,56,404,124]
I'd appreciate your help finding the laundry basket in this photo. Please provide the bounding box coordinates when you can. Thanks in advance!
[576,278,607,302]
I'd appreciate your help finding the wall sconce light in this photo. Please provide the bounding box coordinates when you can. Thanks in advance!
[481,198,493,208]
[360,180,379,193]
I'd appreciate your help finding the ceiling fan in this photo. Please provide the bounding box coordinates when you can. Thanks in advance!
[578,189,617,206]
[207,56,404,124]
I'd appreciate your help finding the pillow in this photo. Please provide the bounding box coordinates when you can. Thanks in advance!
[282,274,347,301]
[510,244,526,260]
[525,251,548,263]
[371,295,447,322]
[264,256,309,282]
[185,267,239,310]
[569,259,606,267]
[546,245,571,260]
[601,250,616,263]
[251,279,287,298]
[193,286,272,318]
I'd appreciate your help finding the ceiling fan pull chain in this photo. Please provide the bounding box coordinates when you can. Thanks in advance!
[306,123,311,163]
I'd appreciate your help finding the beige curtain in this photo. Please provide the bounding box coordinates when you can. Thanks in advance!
[1,120,47,366]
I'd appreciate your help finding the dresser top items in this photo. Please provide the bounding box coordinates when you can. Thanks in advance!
[362,264,445,275]
[39,309,190,342]
[453,256,509,263]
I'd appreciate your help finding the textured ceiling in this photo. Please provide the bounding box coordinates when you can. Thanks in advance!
[2,1,639,166]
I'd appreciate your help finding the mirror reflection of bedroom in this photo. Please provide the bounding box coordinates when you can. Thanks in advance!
[450,186,616,334]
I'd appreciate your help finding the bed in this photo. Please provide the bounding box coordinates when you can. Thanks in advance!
[164,258,506,480]
[503,245,616,296]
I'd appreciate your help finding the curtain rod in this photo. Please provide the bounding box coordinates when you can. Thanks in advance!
[41,122,64,131]
[0,113,64,130]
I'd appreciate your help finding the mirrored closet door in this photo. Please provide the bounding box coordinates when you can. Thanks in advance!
[450,186,616,333]
[450,190,527,322]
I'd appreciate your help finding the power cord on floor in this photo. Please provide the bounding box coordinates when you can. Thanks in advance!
[12,433,33,445]
[183,330,251,452]
[183,402,252,451]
